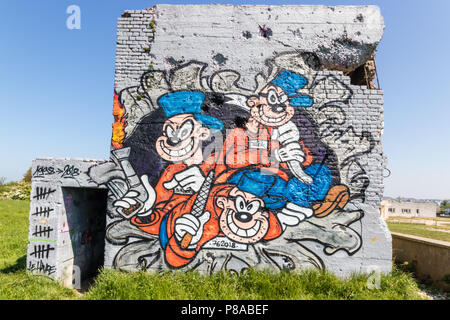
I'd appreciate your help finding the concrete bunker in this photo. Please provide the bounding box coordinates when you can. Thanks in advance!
[27,5,391,287]
[26,159,107,287]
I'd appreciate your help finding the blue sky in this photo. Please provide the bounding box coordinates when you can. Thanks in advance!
[0,0,449,199]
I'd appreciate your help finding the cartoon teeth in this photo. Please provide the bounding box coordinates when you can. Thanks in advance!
[227,212,261,238]
[160,139,194,157]
[259,108,286,123]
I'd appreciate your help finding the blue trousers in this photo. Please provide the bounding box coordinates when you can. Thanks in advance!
[228,165,332,210]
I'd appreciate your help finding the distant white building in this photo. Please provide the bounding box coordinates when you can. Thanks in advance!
[380,199,438,219]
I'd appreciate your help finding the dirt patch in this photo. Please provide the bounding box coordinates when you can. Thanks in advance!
[426,228,450,234]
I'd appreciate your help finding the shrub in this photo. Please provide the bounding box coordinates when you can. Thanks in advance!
[0,181,31,200]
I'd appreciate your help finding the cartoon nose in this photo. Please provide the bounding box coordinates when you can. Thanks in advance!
[271,104,286,113]
[235,212,252,223]
[166,137,180,146]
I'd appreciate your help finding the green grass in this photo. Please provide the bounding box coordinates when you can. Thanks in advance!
[0,200,76,300]
[0,271,77,300]
[0,200,428,300]
[388,222,450,242]
[84,267,424,300]
[0,200,30,270]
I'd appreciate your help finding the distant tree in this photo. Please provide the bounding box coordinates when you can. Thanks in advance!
[439,200,450,215]
[0,177,6,186]
[23,167,32,183]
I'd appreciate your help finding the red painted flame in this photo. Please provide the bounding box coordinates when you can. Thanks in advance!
[112,91,127,149]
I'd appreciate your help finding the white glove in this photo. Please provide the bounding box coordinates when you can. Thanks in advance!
[272,121,300,145]
[275,142,305,163]
[175,211,211,249]
[163,166,205,193]
[113,174,156,216]
[277,203,313,230]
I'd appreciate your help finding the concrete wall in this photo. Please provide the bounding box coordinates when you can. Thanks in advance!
[392,232,450,291]
[86,4,391,276]
[26,158,107,287]
[381,199,438,219]
[28,4,392,279]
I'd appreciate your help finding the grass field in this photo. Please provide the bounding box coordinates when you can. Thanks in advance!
[388,216,450,222]
[84,267,427,300]
[387,222,450,242]
[0,200,76,299]
[0,200,427,300]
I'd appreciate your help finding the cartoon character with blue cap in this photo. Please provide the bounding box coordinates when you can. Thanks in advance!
[245,70,316,181]
[219,71,314,181]
[114,91,224,248]
[222,70,350,220]
[162,173,287,268]
[163,166,324,269]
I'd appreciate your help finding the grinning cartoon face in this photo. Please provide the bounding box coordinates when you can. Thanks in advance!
[247,84,295,127]
[156,114,211,162]
[216,187,269,244]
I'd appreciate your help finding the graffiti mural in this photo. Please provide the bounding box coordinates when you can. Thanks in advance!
[88,51,369,273]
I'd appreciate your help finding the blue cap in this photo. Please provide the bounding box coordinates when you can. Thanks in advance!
[228,169,288,210]
[271,71,313,107]
[158,91,223,132]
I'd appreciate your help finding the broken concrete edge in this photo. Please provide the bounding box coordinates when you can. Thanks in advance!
[117,4,384,74]
[148,5,383,93]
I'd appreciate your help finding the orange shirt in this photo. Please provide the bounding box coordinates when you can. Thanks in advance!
[131,155,217,236]
[164,184,283,268]
[214,125,313,184]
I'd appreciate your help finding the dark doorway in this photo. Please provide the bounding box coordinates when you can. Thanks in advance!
[62,187,108,286]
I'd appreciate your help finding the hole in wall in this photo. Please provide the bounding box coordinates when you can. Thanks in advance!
[242,30,252,39]
[259,25,273,39]
[212,53,228,66]
[346,53,380,89]
[62,187,108,289]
